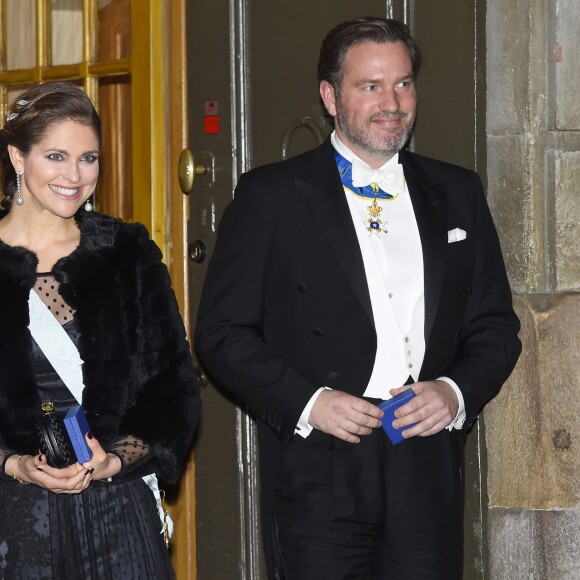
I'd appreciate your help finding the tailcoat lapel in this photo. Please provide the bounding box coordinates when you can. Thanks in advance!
[295,141,374,328]
[400,151,448,347]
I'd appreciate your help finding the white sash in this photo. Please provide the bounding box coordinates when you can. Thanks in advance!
[27,289,173,538]
[28,289,85,402]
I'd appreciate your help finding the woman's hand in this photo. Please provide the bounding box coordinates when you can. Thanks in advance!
[6,432,122,493]
[7,453,92,494]
[80,432,122,481]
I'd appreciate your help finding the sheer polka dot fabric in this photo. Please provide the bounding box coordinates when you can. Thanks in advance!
[109,438,151,472]
[34,273,75,325]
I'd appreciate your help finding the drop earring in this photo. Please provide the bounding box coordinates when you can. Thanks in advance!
[84,195,93,212]
[15,170,24,206]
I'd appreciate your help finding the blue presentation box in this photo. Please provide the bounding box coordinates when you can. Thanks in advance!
[64,405,93,463]
[378,390,417,445]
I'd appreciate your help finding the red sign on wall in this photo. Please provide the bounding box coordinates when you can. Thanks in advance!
[204,100,219,134]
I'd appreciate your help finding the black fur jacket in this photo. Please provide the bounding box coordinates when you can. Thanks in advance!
[0,210,200,483]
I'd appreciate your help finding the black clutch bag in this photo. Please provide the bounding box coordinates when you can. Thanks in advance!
[35,401,75,468]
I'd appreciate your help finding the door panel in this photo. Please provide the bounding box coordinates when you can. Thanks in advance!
[98,0,132,220]
[187,2,240,578]
[188,2,486,578]
[249,0,386,168]
[413,2,486,173]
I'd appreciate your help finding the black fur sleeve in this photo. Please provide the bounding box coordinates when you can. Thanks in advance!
[113,225,200,483]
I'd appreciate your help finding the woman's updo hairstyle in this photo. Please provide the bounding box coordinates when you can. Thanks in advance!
[0,81,101,210]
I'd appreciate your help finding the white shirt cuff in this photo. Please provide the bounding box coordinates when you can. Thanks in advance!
[437,376,466,430]
[294,387,331,438]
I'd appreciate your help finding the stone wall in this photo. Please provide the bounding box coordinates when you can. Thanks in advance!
[486,0,580,578]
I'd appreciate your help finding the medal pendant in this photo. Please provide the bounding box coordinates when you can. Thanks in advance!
[367,218,386,235]
[367,198,386,235]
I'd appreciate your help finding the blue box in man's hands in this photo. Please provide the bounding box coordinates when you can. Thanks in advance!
[378,390,416,445]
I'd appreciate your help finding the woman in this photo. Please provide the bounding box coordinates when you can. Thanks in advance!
[0,82,200,578]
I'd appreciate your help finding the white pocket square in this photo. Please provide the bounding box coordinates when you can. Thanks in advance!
[448,228,467,243]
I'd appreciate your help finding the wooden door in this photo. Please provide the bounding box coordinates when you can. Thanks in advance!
[0,0,196,576]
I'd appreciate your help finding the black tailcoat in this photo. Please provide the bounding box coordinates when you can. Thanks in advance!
[195,140,521,572]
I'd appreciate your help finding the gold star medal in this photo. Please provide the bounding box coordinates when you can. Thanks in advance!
[366,184,387,235]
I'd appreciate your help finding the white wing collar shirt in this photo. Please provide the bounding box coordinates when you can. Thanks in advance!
[332,131,425,397]
[295,132,465,436]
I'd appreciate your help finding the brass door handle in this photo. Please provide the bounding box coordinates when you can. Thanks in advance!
[178,148,210,193]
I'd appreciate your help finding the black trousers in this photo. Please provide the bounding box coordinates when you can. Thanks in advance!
[272,422,465,580]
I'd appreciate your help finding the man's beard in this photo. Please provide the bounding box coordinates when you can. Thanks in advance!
[335,101,415,158]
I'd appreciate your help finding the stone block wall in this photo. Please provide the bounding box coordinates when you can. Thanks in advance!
[485,0,579,578]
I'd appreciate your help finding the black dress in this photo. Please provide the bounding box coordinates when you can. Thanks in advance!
[0,313,175,578]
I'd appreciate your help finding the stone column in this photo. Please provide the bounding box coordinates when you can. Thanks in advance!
[486,0,579,578]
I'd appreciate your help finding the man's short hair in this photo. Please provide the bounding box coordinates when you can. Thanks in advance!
[317,17,421,91]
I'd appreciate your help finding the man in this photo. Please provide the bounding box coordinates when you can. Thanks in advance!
[195,17,521,580]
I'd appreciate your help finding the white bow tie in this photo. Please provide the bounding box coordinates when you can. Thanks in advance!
[351,158,406,194]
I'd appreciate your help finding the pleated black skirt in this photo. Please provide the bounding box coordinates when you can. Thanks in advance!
[0,477,174,579]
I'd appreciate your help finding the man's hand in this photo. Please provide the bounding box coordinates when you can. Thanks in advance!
[390,380,459,438]
[308,389,384,443]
